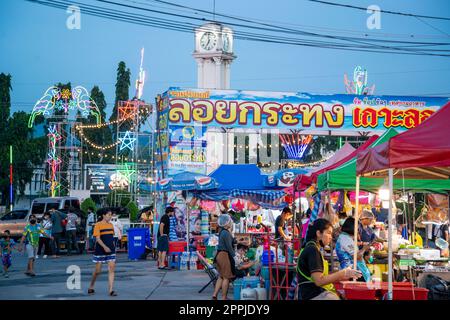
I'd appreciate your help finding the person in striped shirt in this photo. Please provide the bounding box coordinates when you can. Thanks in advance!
[88,209,117,297]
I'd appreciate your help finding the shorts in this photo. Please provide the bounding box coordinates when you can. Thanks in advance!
[92,254,116,264]
[26,244,38,259]
[157,235,169,252]
[2,254,11,268]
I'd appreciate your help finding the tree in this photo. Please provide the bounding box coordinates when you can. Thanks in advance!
[126,201,139,222]
[81,198,97,217]
[110,61,131,124]
[0,112,46,205]
[80,86,114,164]
[0,73,11,132]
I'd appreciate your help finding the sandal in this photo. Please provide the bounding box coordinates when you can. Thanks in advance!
[88,289,95,295]
[109,291,118,296]
[212,296,217,300]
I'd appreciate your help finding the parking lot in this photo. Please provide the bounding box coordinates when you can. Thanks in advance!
[0,251,213,300]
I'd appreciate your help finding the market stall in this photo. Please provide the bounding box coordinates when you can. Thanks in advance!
[356,101,450,299]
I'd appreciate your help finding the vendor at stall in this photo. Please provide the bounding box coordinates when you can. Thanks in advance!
[336,217,372,282]
[297,218,362,300]
[275,207,293,241]
[234,244,256,278]
[359,210,386,246]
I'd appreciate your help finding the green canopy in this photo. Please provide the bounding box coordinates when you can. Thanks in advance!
[317,128,450,193]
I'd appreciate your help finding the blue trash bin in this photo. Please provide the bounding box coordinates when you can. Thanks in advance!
[127,228,150,260]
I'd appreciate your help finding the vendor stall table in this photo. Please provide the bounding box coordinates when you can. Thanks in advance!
[341,281,429,300]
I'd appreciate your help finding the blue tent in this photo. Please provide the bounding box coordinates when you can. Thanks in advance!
[193,164,286,206]
[209,164,264,190]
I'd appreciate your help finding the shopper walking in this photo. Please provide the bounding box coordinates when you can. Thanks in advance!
[212,213,236,300]
[88,209,117,296]
[157,206,175,269]
[65,208,80,256]
[50,208,67,258]
[18,214,49,276]
[37,212,53,258]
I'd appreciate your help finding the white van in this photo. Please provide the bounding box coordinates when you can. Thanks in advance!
[29,197,81,218]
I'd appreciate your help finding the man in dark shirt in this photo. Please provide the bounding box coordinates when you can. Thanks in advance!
[275,207,293,241]
[157,206,175,269]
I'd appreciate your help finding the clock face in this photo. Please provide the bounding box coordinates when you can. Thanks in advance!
[200,32,218,51]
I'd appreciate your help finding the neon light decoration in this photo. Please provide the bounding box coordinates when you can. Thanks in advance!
[279,133,313,160]
[118,162,136,181]
[28,85,102,127]
[46,124,62,197]
[118,102,138,121]
[118,131,137,152]
[135,48,146,100]
[109,163,136,190]
[344,66,375,95]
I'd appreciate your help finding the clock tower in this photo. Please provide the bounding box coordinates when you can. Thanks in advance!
[193,23,236,89]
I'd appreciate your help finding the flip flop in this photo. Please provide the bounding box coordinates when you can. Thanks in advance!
[88,289,95,295]
[109,291,118,297]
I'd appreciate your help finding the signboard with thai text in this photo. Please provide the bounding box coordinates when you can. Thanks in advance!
[164,87,449,133]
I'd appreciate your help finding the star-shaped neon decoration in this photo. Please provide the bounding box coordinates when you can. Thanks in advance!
[118,102,138,121]
[118,131,136,151]
[117,162,136,182]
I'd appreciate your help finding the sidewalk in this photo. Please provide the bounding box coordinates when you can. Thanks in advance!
[0,251,215,300]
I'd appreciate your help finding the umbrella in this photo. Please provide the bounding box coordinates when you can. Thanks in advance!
[156,171,220,192]
[156,171,220,248]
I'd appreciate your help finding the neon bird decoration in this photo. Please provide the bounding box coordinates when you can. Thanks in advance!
[28,85,102,128]
[344,66,375,95]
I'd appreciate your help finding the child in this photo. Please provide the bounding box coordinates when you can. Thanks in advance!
[18,214,49,276]
[0,230,15,278]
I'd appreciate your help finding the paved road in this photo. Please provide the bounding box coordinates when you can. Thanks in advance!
[0,251,215,300]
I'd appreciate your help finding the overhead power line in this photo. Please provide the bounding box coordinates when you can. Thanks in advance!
[24,0,450,57]
[307,0,450,21]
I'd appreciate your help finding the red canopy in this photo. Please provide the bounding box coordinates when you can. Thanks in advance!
[357,101,450,179]
[291,135,379,191]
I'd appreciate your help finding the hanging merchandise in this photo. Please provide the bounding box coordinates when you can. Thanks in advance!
[201,210,209,236]
[232,199,245,212]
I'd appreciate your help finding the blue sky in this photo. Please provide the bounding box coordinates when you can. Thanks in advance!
[1,0,449,116]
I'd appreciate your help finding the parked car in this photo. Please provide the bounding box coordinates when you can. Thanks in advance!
[0,209,30,239]
[0,196,82,245]
[29,197,81,218]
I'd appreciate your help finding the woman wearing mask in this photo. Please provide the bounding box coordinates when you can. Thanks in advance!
[212,213,236,300]
[336,217,372,282]
[37,212,53,258]
[297,218,362,300]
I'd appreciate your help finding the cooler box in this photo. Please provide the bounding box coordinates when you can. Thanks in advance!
[234,278,243,300]
[233,276,260,300]
[127,228,151,260]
